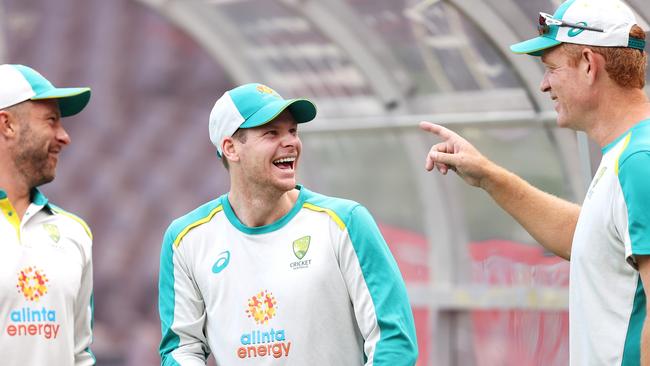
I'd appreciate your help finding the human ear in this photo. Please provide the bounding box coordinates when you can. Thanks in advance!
[0,110,17,138]
[221,137,240,163]
[581,48,602,85]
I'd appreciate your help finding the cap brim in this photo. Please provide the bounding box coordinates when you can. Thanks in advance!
[240,98,317,129]
[31,87,91,117]
[510,36,561,56]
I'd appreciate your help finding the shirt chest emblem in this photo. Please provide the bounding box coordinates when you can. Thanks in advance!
[290,236,312,270]
[43,224,61,243]
[292,236,310,259]
[587,166,607,199]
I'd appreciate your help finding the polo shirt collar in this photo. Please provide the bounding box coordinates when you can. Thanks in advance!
[0,187,52,213]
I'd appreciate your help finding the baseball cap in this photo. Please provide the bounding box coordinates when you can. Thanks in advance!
[209,83,317,157]
[0,64,91,117]
[510,0,645,56]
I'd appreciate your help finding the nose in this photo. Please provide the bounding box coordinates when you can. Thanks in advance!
[56,124,71,146]
[281,131,299,148]
[539,71,551,93]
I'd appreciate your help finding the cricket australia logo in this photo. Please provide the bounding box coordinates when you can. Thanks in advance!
[290,236,312,270]
[587,166,607,199]
[293,236,310,259]
[43,224,60,243]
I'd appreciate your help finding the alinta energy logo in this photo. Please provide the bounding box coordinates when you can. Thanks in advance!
[17,267,48,301]
[245,290,277,325]
[7,266,61,340]
[237,290,291,360]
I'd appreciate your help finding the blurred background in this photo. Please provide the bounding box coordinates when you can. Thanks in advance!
[2,0,649,365]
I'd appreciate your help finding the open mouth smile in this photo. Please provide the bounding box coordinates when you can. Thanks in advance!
[273,156,296,170]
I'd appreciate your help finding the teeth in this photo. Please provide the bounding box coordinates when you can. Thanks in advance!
[273,157,296,164]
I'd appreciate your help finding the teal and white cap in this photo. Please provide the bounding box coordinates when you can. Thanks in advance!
[0,64,91,117]
[511,0,645,56]
[209,83,317,157]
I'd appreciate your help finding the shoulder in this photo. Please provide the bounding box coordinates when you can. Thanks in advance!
[300,186,369,229]
[48,203,93,241]
[164,196,225,248]
[619,120,650,167]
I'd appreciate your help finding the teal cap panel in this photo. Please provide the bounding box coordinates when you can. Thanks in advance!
[510,36,562,56]
[229,83,282,119]
[229,83,316,130]
[13,64,54,94]
[239,98,317,129]
[14,64,91,117]
[509,0,576,56]
[32,87,91,117]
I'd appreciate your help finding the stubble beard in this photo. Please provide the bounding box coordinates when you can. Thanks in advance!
[13,126,56,189]
[244,165,295,198]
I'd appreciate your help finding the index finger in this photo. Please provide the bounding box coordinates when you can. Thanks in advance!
[419,121,455,140]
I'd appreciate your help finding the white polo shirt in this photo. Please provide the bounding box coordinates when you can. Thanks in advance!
[570,119,650,366]
[0,188,95,366]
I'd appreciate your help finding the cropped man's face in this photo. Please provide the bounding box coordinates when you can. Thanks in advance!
[11,100,70,188]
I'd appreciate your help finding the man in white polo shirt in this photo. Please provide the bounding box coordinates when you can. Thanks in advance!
[420,0,650,365]
[158,83,418,365]
[0,64,94,365]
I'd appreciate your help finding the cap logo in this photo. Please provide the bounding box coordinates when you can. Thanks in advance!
[568,23,588,37]
[256,85,280,97]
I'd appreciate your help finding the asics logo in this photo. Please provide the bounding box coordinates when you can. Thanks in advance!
[212,251,231,274]
[568,23,587,37]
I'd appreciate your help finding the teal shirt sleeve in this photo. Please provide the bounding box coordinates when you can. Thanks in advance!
[619,151,650,256]
[159,224,210,366]
[346,205,419,365]
[159,227,182,366]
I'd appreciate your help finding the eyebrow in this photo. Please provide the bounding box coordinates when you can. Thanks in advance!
[540,55,555,68]
[41,111,61,120]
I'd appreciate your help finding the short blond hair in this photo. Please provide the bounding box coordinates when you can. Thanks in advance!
[561,25,647,89]
[221,128,247,170]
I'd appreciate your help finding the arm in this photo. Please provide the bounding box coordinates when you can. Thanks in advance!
[341,205,418,366]
[159,228,210,366]
[74,236,95,366]
[419,121,580,260]
[638,256,650,366]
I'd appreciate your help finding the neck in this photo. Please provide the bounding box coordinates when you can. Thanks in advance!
[227,182,299,228]
[586,87,650,147]
[0,160,32,219]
